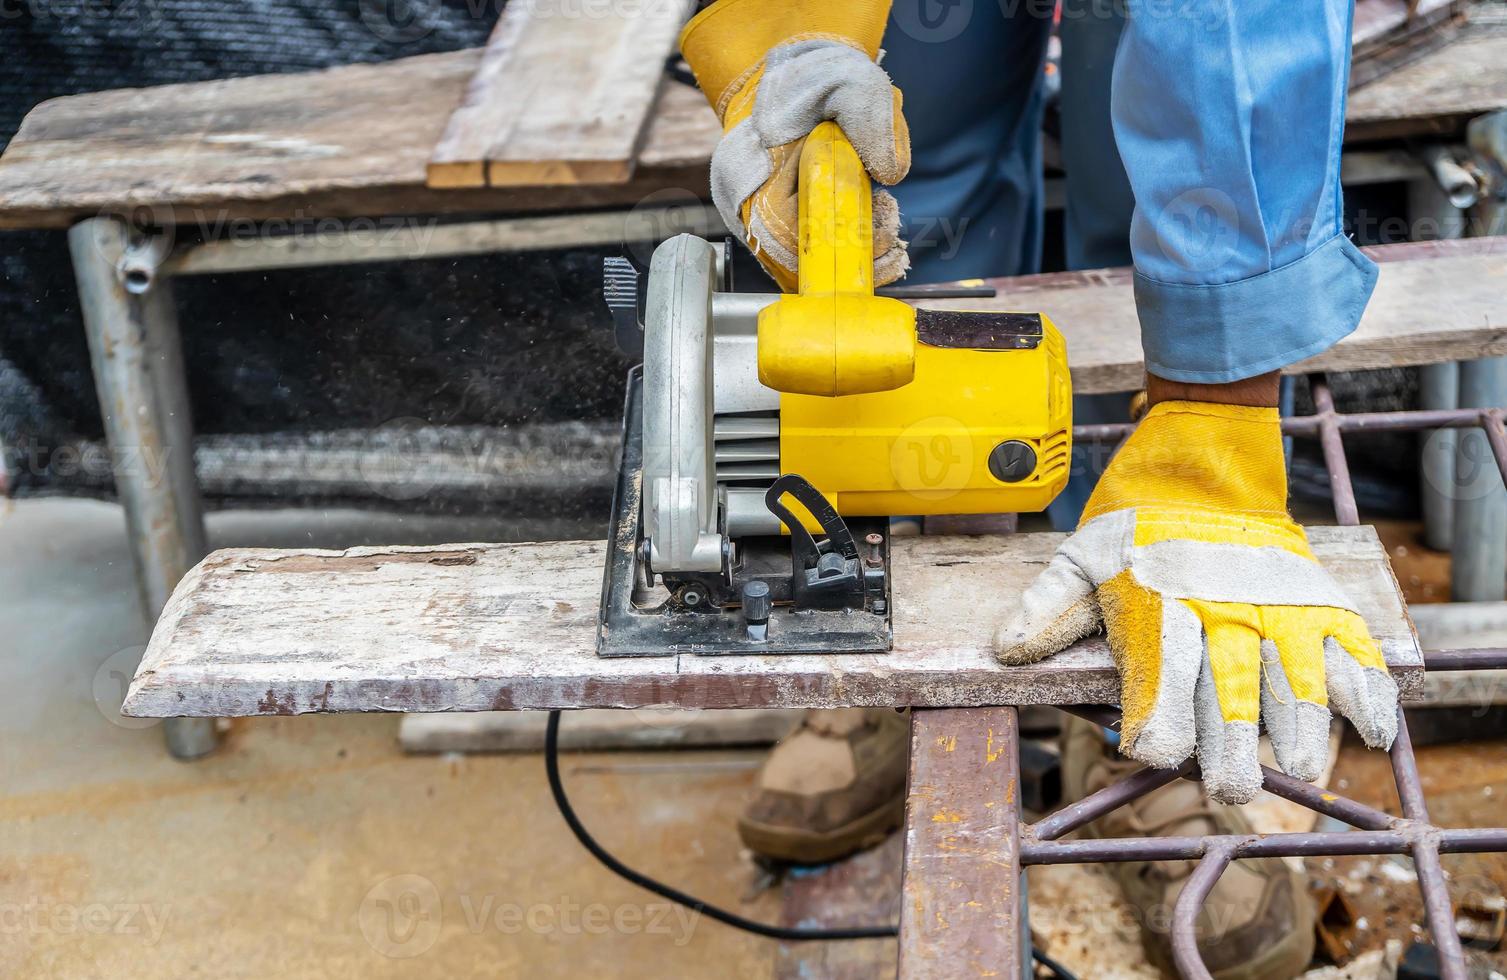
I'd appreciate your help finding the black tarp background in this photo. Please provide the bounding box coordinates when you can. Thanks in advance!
[0,0,639,497]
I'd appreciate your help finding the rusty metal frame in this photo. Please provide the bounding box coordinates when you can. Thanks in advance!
[1013,374,1507,980]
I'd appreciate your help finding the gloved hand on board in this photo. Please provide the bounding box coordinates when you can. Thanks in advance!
[995,397,1400,804]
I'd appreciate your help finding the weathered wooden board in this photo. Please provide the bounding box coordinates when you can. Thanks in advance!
[1349,0,1466,91]
[0,50,718,230]
[1352,0,1458,48]
[952,237,1507,395]
[428,0,694,188]
[123,526,1423,719]
[1347,28,1507,141]
[0,23,1494,229]
[398,707,802,752]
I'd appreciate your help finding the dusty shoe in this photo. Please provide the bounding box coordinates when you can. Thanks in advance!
[1060,714,1316,979]
[738,707,908,864]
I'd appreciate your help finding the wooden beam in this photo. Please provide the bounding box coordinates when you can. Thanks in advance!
[427,0,695,189]
[0,50,719,230]
[899,707,1025,979]
[122,526,1422,719]
[1347,28,1507,142]
[947,238,1507,396]
[398,707,801,752]
[0,27,1497,230]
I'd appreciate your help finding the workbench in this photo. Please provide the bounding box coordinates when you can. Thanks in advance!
[117,514,1507,978]
[118,526,1424,976]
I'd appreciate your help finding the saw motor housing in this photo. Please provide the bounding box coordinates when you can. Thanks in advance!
[596,123,1071,657]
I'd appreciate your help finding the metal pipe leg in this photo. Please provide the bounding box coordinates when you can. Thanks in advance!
[1419,362,1459,552]
[1453,357,1507,602]
[70,216,218,760]
[1409,158,1469,555]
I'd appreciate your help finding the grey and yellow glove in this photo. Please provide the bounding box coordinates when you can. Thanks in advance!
[679,0,911,290]
[996,401,1400,804]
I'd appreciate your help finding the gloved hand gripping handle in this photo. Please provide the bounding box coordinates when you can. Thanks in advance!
[756,122,917,397]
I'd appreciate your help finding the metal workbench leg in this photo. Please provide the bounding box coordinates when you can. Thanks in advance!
[1409,164,1468,554]
[1419,362,1459,552]
[899,706,1025,979]
[69,216,218,760]
[1453,356,1507,602]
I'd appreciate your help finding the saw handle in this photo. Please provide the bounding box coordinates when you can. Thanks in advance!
[797,120,876,297]
[756,122,917,397]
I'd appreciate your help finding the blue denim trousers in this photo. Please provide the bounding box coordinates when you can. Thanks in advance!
[882,0,1363,523]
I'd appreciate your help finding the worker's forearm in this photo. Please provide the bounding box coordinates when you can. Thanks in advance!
[1146,370,1280,409]
[1115,1,1376,384]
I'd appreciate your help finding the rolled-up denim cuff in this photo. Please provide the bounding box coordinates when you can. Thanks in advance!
[1134,234,1379,383]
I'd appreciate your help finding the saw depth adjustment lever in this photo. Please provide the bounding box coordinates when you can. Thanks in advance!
[763,474,882,614]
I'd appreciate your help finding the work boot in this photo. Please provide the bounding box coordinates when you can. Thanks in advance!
[738,707,908,864]
[1059,714,1316,979]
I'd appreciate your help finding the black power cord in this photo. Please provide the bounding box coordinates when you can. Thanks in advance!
[543,710,1078,978]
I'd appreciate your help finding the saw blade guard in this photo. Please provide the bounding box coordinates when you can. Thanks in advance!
[640,233,725,574]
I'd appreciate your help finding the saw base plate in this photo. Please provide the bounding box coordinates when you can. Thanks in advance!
[596,369,893,658]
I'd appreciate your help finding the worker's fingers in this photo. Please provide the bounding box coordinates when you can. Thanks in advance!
[993,511,1130,665]
[711,40,913,288]
[742,139,802,282]
[1259,608,1334,783]
[708,119,772,246]
[1190,601,1263,804]
[1101,579,1198,769]
[992,548,1099,665]
[723,146,908,287]
[1259,641,1331,783]
[1322,611,1399,750]
[753,42,910,184]
[871,190,909,287]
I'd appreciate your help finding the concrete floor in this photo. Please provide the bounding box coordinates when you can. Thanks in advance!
[0,498,783,978]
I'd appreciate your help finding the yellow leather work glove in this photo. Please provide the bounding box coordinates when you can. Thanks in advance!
[679,0,911,291]
[995,401,1400,804]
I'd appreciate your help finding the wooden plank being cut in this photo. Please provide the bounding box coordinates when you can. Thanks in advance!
[122,526,1422,719]
[428,0,696,188]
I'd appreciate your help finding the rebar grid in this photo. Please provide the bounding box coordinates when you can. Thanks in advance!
[1044,373,1507,980]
